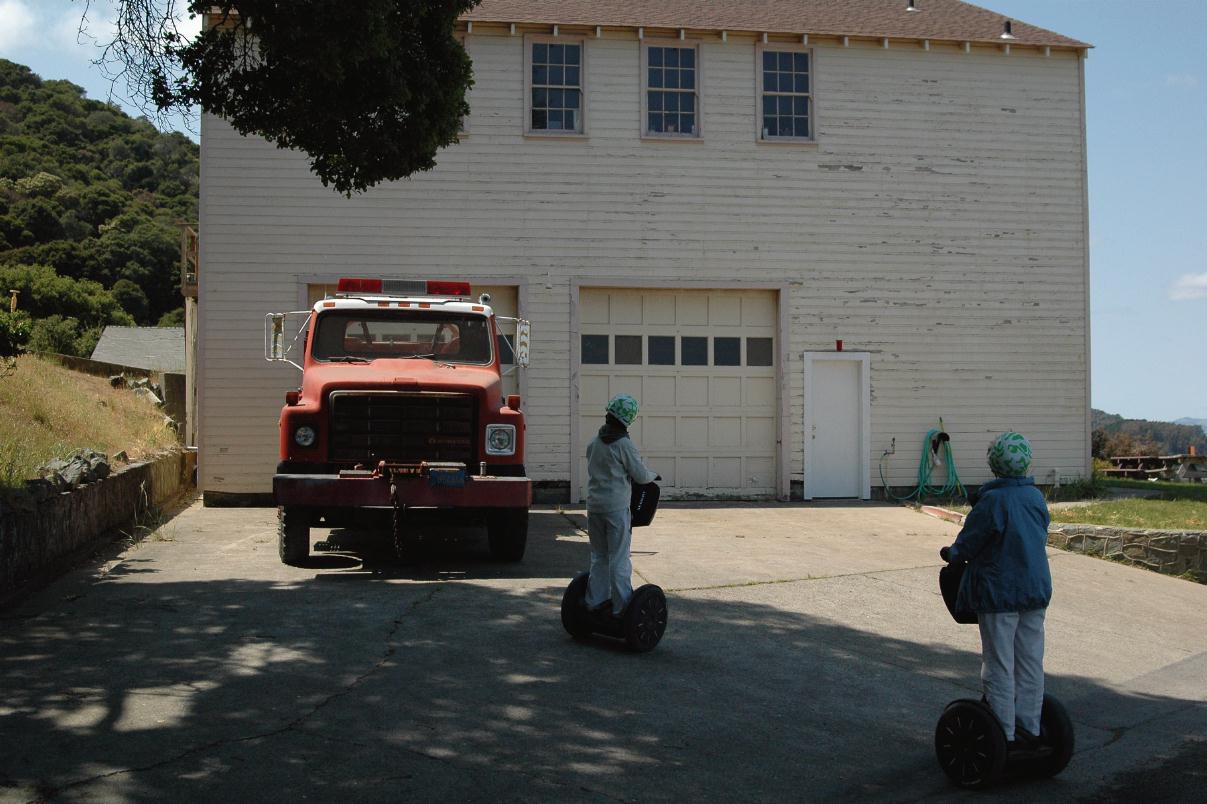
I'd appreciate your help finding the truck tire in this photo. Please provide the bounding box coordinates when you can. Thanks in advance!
[487,508,528,562]
[278,506,310,566]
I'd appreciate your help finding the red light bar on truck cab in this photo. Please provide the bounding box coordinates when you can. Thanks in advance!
[336,278,472,297]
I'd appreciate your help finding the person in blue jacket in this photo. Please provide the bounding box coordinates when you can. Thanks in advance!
[941,432,1052,745]
[584,393,658,617]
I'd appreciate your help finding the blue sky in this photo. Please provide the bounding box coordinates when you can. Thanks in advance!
[2,0,1204,423]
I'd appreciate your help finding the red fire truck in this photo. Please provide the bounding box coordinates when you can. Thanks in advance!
[266,278,532,565]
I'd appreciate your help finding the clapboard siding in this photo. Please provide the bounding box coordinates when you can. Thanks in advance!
[198,31,1088,494]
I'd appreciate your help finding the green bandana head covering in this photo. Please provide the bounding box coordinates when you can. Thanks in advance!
[605,393,640,426]
[987,432,1032,478]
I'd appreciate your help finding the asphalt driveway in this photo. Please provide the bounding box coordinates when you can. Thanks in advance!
[1,500,1204,802]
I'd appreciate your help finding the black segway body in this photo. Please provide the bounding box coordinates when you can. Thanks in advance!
[939,560,977,624]
[630,481,660,527]
[560,572,667,652]
[935,695,1074,789]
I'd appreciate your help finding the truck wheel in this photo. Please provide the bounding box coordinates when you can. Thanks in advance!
[487,508,528,562]
[278,506,310,566]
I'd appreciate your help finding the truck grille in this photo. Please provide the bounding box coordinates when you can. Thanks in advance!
[329,392,476,464]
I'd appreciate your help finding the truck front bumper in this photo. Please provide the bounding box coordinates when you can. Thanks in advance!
[274,471,532,509]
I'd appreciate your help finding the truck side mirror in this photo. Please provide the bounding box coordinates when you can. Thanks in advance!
[267,313,286,361]
[515,319,531,368]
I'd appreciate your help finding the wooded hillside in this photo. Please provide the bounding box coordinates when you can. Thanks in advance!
[0,59,198,357]
[1092,409,1207,457]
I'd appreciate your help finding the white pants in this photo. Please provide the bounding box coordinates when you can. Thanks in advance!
[978,609,1046,740]
[585,508,633,615]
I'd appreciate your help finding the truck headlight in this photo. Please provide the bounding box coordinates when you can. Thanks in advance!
[294,425,317,447]
[485,424,516,455]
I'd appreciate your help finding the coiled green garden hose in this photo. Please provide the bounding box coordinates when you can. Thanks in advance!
[879,419,966,502]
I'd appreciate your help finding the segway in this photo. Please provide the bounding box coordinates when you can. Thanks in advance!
[560,481,666,652]
[935,554,1075,789]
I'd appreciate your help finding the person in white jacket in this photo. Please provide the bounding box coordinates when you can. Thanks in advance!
[584,393,658,617]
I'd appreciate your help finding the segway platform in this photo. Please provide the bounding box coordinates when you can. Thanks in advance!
[561,572,667,652]
[935,694,1074,788]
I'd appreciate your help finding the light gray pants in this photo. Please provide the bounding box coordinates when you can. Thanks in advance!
[978,608,1046,741]
[585,508,633,615]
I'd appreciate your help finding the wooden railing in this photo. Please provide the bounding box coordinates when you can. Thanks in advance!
[179,222,199,298]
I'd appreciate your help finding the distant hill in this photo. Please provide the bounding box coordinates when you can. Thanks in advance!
[0,59,197,356]
[1175,417,1207,435]
[1092,409,1207,457]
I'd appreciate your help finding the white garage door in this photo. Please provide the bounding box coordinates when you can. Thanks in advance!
[578,288,778,500]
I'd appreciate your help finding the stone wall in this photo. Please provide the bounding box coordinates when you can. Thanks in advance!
[1048,524,1207,582]
[0,450,196,603]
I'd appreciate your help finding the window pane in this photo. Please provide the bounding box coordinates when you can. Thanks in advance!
[566,66,580,86]
[779,52,793,71]
[615,335,642,365]
[794,96,808,116]
[665,48,679,68]
[680,48,694,68]
[763,95,774,115]
[582,334,609,364]
[714,337,740,366]
[534,43,548,62]
[649,68,663,89]
[548,110,563,129]
[794,52,808,72]
[665,92,679,113]
[764,71,778,92]
[680,113,695,134]
[795,73,809,93]
[649,47,663,67]
[665,69,679,89]
[550,43,564,63]
[497,334,515,365]
[683,94,695,113]
[762,116,775,137]
[566,45,581,65]
[648,111,663,133]
[562,109,576,130]
[533,64,547,84]
[549,88,563,108]
[779,96,793,115]
[649,336,675,365]
[681,69,694,90]
[649,92,663,112]
[532,109,547,129]
[763,51,776,71]
[747,337,773,366]
[567,89,580,109]
[682,336,707,366]
[549,65,564,85]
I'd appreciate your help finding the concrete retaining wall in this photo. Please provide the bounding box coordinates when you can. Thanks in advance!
[0,450,196,602]
[1048,524,1207,582]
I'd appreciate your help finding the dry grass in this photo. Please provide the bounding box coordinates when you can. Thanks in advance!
[0,355,177,490]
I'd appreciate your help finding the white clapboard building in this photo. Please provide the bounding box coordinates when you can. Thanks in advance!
[197,0,1091,503]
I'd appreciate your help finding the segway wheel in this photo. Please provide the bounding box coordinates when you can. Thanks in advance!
[935,699,1008,789]
[623,584,667,653]
[1037,694,1075,777]
[560,573,593,639]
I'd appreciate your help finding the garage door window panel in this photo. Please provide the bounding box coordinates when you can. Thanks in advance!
[747,337,774,366]
[714,337,740,366]
[582,334,609,364]
[682,336,708,366]
[615,335,643,365]
[649,335,676,365]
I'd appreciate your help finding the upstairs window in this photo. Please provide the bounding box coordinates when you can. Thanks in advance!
[759,48,812,141]
[644,43,700,137]
[528,39,584,134]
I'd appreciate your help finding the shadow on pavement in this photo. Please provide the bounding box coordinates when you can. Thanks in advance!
[1,562,1203,801]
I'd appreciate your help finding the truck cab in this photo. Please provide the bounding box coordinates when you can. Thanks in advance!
[266,278,532,566]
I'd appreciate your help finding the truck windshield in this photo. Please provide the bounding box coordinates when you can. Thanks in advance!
[312,311,494,365]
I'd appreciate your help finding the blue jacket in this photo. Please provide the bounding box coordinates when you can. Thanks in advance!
[950,477,1052,613]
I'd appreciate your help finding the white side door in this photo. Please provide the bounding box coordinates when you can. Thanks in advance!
[804,353,870,499]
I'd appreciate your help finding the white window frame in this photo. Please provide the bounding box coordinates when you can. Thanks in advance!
[640,39,703,140]
[524,34,588,137]
[755,42,816,144]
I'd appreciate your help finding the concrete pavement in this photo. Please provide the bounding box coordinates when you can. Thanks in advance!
[1,499,1204,802]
